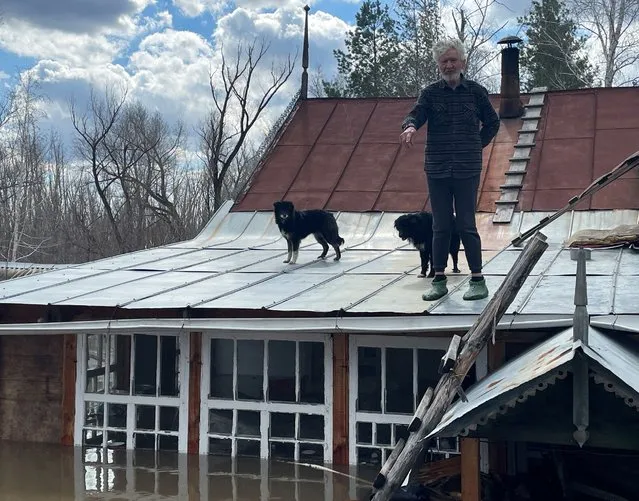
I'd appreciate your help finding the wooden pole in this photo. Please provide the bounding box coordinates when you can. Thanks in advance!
[460,437,480,501]
[370,231,549,501]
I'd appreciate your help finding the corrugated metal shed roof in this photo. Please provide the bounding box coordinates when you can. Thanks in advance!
[429,325,639,439]
[0,202,637,315]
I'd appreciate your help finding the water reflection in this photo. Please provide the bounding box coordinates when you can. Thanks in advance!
[0,441,377,500]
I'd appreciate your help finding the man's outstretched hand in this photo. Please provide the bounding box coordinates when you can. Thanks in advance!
[400,126,417,147]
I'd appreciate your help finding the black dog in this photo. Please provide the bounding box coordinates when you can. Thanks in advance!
[394,211,461,278]
[273,200,345,265]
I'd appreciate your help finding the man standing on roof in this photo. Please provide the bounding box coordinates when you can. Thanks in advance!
[400,38,500,302]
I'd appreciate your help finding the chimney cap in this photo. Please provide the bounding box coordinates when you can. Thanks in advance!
[497,35,523,48]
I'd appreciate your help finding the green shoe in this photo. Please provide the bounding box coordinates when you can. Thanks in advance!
[463,278,489,301]
[422,278,448,301]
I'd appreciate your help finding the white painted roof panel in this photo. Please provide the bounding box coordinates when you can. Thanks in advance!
[0,207,637,315]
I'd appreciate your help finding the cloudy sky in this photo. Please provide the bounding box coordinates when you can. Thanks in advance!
[0,0,532,153]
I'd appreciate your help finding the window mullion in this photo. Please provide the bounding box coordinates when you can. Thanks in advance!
[130,335,136,397]
[155,334,161,397]
[381,347,386,414]
[295,341,300,403]
[413,348,418,412]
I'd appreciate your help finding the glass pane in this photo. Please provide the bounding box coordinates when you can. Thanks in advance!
[237,410,260,437]
[86,334,107,393]
[107,431,126,448]
[299,443,324,463]
[134,334,157,396]
[159,336,179,396]
[270,413,295,438]
[268,340,295,402]
[376,423,391,445]
[108,335,131,395]
[209,438,232,456]
[237,439,260,458]
[394,424,409,444]
[270,442,294,460]
[299,414,324,440]
[357,347,381,412]
[299,342,324,404]
[356,422,372,444]
[385,348,413,413]
[159,407,179,432]
[135,433,156,449]
[85,402,104,427]
[237,340,263,401]
[357,447,382,466]
[136,405,156,430]
[209,409,233,435]
[83,429,104,447]
[210,339,234,399]
[108,403,127,429]
[158,435,178,451]
[417,349,442,400]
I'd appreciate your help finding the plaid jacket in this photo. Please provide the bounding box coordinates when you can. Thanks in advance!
[402,76,500,179]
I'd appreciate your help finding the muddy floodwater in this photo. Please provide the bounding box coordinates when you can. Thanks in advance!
[0,440,379,500]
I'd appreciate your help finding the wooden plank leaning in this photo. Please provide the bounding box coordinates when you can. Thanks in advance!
[368,231,549,501]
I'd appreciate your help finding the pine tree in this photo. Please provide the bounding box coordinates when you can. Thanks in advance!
[324,0,402,97]
[519,0,596,91]
[394,0,442,96]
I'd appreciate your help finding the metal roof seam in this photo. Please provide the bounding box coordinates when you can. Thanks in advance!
[0,246,207,302]
[514,247,564,314]
[346,211,386,249]
[608,246,625,315]
[263,247,404,310]
[47,248,256,306]
[425,242,518,313]
[342,272,415,312]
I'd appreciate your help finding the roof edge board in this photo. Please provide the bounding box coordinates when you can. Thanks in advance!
[0,314,574,336]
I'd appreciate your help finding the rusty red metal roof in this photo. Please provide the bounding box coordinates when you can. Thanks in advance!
[521,87,639,211]
[234,87,639,214]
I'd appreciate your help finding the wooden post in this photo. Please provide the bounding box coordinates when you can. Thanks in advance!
[333,332,349,464]
[461,437,480,501]
[370,231,549,501]
[61,334,77,446]
[188,332,202,454]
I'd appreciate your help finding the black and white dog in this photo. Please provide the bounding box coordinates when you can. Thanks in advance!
[273,200,345,265]
[394,211,461,278]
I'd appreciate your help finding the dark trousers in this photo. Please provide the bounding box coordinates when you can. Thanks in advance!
[427,175,483,274]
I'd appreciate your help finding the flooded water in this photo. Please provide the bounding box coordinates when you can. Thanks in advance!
[0,441,379,500]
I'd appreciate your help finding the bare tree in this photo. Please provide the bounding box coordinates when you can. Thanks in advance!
[70,85,128,252]
[198,38,296,215]
[570,0,639,86]
[443,0,510,90]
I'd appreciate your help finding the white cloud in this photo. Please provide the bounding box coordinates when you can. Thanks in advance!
[0,0,154,33]
[0,20,127,66]
[173,0,229,17]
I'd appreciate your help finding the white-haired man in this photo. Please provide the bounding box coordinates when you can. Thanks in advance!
[400,38,500,301]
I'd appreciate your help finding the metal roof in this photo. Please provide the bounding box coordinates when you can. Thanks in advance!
[0,202,637,315]
[233,95,525,214]
[233,88,639,214]
[429,325,639,439]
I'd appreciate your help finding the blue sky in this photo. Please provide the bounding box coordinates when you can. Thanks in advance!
[0,0,531,153]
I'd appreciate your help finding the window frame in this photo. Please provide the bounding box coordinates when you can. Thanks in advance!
[348,334,486,466]
[200,331,333,462]
[74,330,190,453]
